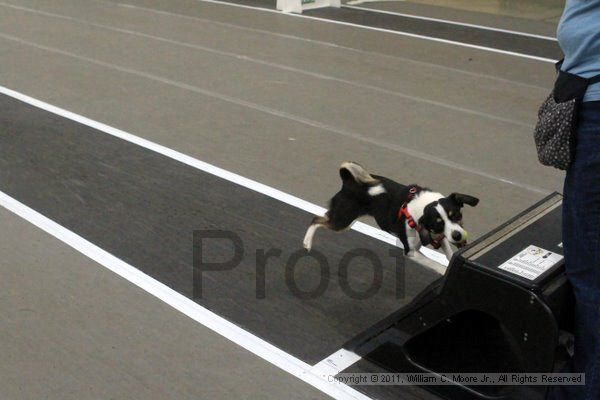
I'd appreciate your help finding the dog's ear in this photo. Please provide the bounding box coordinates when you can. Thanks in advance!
[449,193,479,207]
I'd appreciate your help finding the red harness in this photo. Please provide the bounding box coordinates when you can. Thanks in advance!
[397,186,419,228]
[398,204,418,229]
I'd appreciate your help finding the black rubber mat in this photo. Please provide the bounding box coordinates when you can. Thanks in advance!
[0,94,440,365]
[207,0,561,60]
[305,7,561,61]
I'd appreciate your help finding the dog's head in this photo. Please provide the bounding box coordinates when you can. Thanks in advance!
[418,193,479,247]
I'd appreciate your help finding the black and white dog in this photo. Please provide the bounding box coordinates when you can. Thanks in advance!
[303,162,479,262]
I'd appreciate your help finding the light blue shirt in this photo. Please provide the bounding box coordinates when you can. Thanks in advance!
[557,0,600,102]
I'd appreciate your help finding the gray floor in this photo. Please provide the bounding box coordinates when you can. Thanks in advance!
[0,206,329,400]
[0,93,439,364]
[0,0,564,240]
[0,0,565,398]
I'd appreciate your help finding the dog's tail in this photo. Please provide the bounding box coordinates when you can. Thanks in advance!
[339,162,378,184]
[339,162,386,197]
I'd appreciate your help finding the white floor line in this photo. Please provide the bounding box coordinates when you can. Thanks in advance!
[343,5,558,41]
[0,84,449,266]
[0,33,550,196]
[99,0,547,91]
[0,1,533,129]
[0,85,439,398]
[311,349,363,377]
[0,84,449,395]
[0,190,370,400]
[280,13,557,64]
[166,0,557,63]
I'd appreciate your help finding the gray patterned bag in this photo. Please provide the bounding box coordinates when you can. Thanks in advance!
[534,62,600,170]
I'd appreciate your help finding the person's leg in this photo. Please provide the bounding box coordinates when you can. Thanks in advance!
[551,101,600,399]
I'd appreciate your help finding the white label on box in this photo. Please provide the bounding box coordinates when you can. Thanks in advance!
[498,245,564,280]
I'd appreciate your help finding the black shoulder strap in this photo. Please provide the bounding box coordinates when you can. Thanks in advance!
[589,74,600,85]
[555,58,600,84]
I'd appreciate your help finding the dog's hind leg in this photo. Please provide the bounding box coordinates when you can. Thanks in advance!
[303,191,365,251]
[303,214,357,251]
[303,216,328,251]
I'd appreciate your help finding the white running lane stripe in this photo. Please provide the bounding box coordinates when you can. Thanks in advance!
[0,86,453,398]
[180,0,557,63]
[343,5,558,41]
[282,13,558,64]
[0,190,369,400]
[98,0,548,91]
[311,349,363,377]
[0,1,534,128]
[0,33,551,196]
[0,86,385,398]
[0,0,553,391]
[0,85,450,264]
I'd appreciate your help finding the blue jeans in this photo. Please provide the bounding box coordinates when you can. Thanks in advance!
[550,101,600,400]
